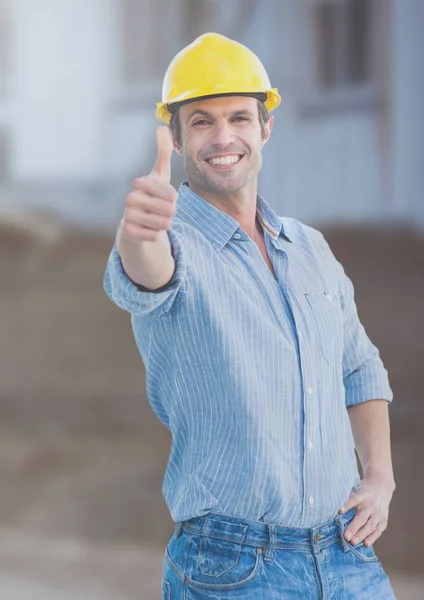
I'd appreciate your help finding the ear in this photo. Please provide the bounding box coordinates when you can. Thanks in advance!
[172,136,183,156]
[261,115,274,147]
[174,142,183,156]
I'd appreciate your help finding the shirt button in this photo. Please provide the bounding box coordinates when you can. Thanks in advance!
[308,440,313,450]
[308,495,314,506]
[325,293,333,301]
[306,387,313,395]
[234,233,242,240]
[298,332,303,340]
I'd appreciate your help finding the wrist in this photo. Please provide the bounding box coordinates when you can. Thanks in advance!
[363,471,396,491]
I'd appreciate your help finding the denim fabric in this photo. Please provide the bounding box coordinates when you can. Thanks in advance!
[161,507,396,599]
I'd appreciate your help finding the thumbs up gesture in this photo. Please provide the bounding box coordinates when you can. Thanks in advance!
[121,127,177,242]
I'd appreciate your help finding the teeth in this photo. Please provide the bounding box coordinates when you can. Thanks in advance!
[208,155,240,166]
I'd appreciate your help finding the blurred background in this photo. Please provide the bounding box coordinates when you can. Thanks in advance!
[0,0,423,598]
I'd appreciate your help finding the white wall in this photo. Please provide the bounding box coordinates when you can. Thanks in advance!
[10,0,116,181]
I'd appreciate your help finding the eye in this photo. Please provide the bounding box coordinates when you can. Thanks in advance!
[192,119,210,126]
[232,116,250,122]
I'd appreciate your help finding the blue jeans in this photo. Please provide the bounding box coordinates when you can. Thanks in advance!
[161,507,397,599]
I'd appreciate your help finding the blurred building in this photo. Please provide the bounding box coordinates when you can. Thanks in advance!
[0,0,423,230]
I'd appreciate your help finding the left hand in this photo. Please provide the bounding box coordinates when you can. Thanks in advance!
[338,477,395,547]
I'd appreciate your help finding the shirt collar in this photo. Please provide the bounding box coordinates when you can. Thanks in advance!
[175,182,292,252]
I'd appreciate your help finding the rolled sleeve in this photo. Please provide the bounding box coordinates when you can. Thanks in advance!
[317,231,393,407]
[338,265,393,407]
[103,227,190,318]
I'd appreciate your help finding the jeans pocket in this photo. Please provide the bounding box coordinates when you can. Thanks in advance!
[199,535,242,577]
[166,527,263,592]
[304,289,343,365]
[194,537,262,591]
[347,540,380,563]
[338,512,380,564]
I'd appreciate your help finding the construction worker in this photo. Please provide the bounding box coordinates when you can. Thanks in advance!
[104,33,397,599]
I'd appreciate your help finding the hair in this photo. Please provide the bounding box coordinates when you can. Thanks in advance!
[169,99,270,146]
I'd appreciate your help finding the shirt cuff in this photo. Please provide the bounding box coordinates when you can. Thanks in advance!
[103,228,190,318]
[344,352,393,407]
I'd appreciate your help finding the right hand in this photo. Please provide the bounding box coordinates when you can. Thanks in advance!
[121,126,177,242]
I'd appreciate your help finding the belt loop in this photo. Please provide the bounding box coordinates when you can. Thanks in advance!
[175,521,184,539]
[264,524,277,563]
[335,514,349,553]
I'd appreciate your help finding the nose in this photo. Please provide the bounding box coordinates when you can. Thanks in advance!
[210,121,234,147]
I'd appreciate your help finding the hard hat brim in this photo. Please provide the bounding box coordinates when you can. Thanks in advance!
[156,88,281,124]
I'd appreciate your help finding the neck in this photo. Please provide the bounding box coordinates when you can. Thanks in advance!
[189,179,259,239]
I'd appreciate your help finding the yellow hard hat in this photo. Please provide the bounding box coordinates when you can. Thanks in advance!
[155,33,281,124]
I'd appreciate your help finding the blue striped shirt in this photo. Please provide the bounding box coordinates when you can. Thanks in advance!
[104,182,393,527]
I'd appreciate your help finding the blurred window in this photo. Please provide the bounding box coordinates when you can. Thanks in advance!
[183,0,257,42]
[314,0,371,90]
[300,0,386,115]
[121,0,173,89]
[116,0,184,111]
[0,0,11,100]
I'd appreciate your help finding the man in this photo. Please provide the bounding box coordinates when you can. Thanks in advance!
[104,33,397,599]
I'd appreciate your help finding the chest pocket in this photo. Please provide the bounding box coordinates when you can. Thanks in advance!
[304,289,343,366]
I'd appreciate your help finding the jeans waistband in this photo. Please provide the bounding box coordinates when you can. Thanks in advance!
[179,507,356,552]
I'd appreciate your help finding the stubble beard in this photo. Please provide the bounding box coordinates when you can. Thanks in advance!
[184,155,256,197]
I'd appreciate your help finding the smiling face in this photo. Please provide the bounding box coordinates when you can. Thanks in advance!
[174,96,273,199]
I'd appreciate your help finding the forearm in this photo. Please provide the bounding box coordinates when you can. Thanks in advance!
[117,220,175,291]
[347,399,395,489]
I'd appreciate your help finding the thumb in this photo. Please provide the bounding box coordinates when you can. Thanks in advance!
[151,126,174,182]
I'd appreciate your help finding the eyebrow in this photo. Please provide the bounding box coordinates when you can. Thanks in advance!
[186,108,255,123]
[186,109,211,123]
